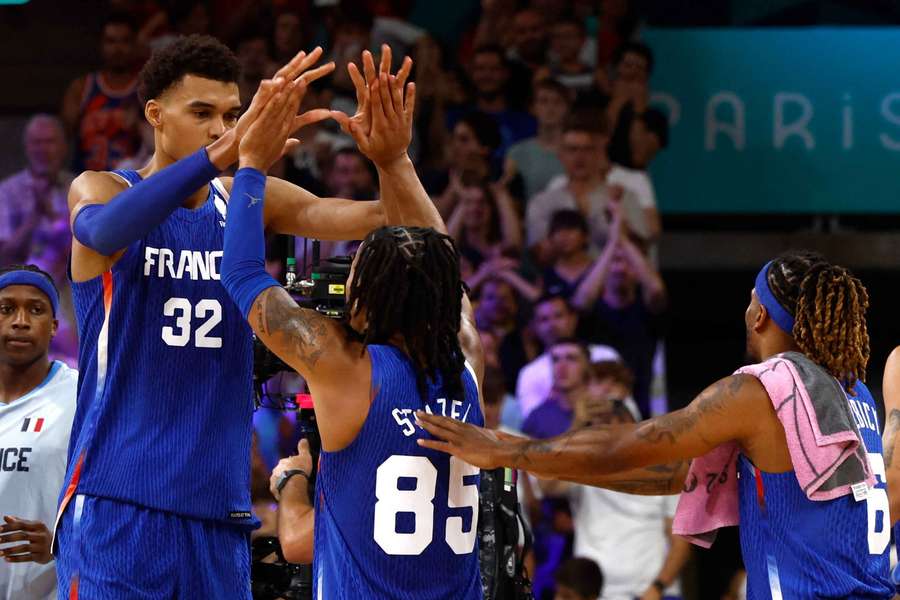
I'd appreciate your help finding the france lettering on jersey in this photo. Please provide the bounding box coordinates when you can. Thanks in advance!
[58,171,256,529]
[738,380,893,599]
[0,361,77,600]
[314,345,484,600]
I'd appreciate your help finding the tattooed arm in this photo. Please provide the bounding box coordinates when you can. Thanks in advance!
[539,460,690,496]
[417,374,768,479]
[882,346,900,525]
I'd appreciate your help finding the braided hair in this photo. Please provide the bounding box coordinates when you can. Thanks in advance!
[767,250,870,389]
[347,226,467,401]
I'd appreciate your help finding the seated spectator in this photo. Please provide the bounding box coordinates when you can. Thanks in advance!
[273,9,306,64]
[447,177,522,270]
[507,8,549,78]
[541,210,594,299]
[235,27,278,109]
[516,295,618,419]
[475,277,532,393]
[537,16,595,94]
[60,12,143,173]
[522,339,592,440]
[450,45,537,154]
[554,557,604,600]
[504,78,570,202]
[526,113,645,261]
[627,107,670,171]
[577,360,642,426]
[541,363,690,600]
[324,148,378,201]
[573,208,666,417]
[430,112,502,216]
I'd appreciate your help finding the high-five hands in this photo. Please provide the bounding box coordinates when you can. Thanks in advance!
[331,44,416,168]
[238,47,335,173]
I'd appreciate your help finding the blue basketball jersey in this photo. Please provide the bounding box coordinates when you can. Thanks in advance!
[313,345,484,599]
[59,171,256,527]
[738,381,893,599]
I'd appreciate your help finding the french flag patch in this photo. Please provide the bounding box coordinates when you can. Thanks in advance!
[21,417,44,433]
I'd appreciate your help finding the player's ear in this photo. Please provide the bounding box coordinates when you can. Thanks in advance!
[754,303,767,332]
[145,100,162,128]
[50,318,58,339]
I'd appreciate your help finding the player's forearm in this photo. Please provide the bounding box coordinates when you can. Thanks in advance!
[277,481,315,564]
[553,460,689,496]
[376,154,447,234]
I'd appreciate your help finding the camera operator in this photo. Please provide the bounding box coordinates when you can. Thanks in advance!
[269,438,315,565]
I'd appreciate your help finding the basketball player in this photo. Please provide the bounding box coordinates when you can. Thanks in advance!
[55,37,388,598]
[221,48,484,598]
[419,251,894,599]
[0,265,77,600]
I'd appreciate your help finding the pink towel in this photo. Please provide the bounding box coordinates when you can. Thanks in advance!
[673,352,874,547]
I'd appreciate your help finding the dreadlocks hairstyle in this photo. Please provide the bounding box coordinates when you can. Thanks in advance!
[348,226,467,401]
[767,250,870,389]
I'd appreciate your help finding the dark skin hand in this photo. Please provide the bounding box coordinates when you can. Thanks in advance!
[0,516,52,564]
[416,373,789,491]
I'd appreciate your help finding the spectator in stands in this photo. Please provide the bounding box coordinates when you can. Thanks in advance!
[517,300,618,420]
[0,116,71,269]
[504,78,570,202]
[61,13,143,173]
[554,557,603,600]
[522,339,592,439]
[235,28,278,109]
[576,360,642,426]
[430,112,501,215]
[526,114,645,260]
[273,10,305,64]
[457,45,537,152]
[137,1,212,52]
[541,362,690,600]
[327,10,375,119]
[629,108,669,170]
[606,41,653,137]
[572,207,666,417]
[536,16,595,94]
[324,148,377,201]
[541,210,594,299]
[504,8,548,101]
[447,178,522,271]
[475,278,530,393]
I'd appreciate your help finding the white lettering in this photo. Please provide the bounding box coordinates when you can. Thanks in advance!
[144,247,159,277]
[774,92,815,150]
[879,92,900,151]
[175,250,195,280]
[705,92,745,150]
[143,247,223,281]
[208,251,222,281]
[392,408,416,437]
[451,400,463,421]
[159,248,175,279]
[194,251,210,280]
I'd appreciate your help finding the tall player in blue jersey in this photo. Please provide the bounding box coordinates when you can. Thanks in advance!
[55,36,391,598]
[879,344,900,591]
[419,251,895,599]
[221,47,485,599]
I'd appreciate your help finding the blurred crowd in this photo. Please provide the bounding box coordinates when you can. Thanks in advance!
[0,1,696,598]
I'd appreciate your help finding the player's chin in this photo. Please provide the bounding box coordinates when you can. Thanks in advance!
[0,340,43,364]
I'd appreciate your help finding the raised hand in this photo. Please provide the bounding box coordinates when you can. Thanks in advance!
[415,411,511,470]
[332,44,415,167]
[212,48,335,169]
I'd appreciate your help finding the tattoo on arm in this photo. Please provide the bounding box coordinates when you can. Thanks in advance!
[635,376,744,446]
[599,461,688,495]
[258,288,330,370]
[884,409,900,467]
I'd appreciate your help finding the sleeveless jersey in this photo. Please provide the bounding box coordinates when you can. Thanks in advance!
[313,345,484,599]
[74,72,142,172]
[738,381,893,599]
[59,170,257,528]
[0,361,77,600]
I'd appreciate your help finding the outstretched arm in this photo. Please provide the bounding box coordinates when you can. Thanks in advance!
[417,374,765,479]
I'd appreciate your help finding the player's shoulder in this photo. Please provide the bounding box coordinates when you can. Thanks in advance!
[68,169,128,208]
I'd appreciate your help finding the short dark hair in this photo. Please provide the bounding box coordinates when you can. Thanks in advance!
[563,110,610,137]
[535,293,574,313]
[553,15,586,34]
[533,78,572,105]
[0,264,58,297]
[457,112,502,153]
[138,34,241,104]
[548,209,589,236]
[615,41,654,74]
[473,43,508,66]
[332,147,378,183]
[639,108,670,148]
[555,557,603,598]
[550,337,590,361]
[482,367,507,406]
[103,11,138,33]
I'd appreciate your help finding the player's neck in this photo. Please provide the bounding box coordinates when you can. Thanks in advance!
[0,355,51,405]
[142,152,211,210]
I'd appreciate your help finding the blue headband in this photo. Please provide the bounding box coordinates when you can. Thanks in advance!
[0,271,59,317]
[755,261,794,335]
